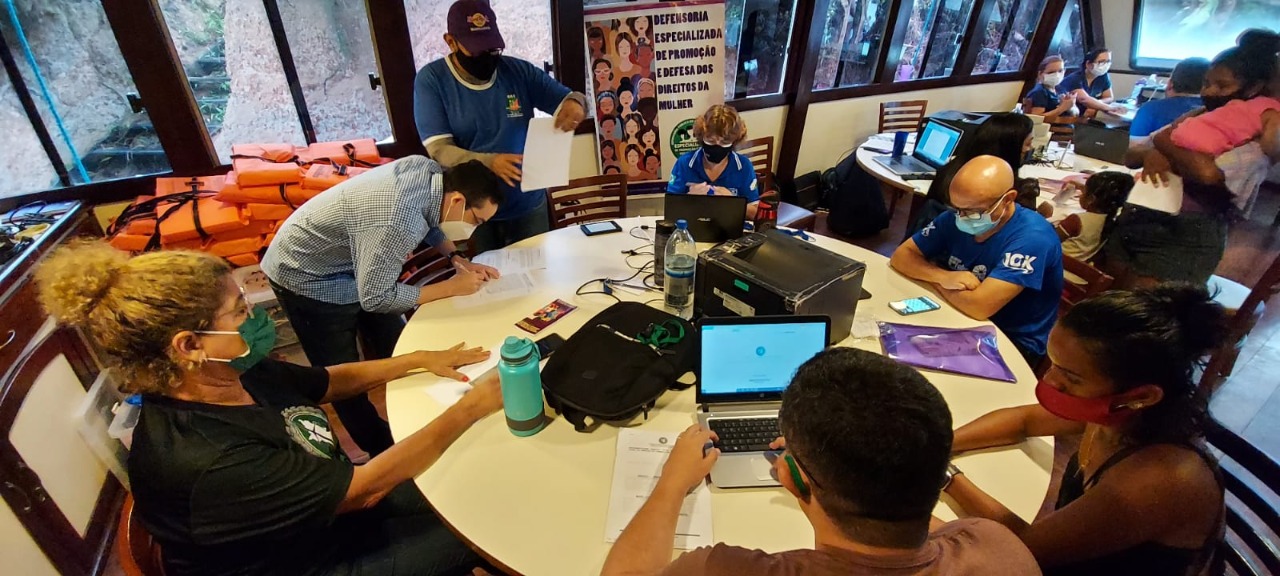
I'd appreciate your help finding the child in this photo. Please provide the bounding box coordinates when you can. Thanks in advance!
[1015,177,1056,219]
[1057,171,1134,282]
[1169,30,1279,156]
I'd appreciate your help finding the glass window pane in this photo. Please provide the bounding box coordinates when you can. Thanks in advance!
[407,0,554,77]
[276,3,390,143]
[0,1,170,188]
[724,0,797,99]
[160,0,304,164]
[0,78,58,199]
[973,0,1048,75]
[1047,0,1085,69]
[813,0,893,90]
[895,0,978,81]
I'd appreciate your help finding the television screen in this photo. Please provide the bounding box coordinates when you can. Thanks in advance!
[1131,0,1276,70]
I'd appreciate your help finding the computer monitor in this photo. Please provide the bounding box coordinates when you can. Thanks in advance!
[696,315,830,403]
[913,119,963,168]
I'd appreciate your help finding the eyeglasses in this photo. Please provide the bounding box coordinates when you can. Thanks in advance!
[702,140,733,148]
[949,195,1006,219]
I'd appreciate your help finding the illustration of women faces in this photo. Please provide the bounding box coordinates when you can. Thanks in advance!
[601,140,617,163]
[596,91,617,118]
[624,116,642,140]
[593,59,614,92]
[630,16,651,41]
[588,27,606,59]
[618,89,635,113]
[615,33,637,76]
[641,128,657,150]
[626,145,643,177]
[638,78,656,99]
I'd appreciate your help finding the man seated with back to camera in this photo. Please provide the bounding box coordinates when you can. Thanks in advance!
[600,348,1041,576]
[891,155,1063,367]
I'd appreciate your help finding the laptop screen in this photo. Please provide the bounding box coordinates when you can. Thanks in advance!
[700,320,828,397]
[914,121,963,167]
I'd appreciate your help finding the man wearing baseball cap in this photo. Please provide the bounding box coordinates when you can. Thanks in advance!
[415,0,588,252]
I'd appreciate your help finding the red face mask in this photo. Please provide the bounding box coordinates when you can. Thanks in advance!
[1035,381,1147,426]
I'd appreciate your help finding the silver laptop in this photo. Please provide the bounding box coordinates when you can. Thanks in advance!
[872,119,964,179]
[695,315,830,488]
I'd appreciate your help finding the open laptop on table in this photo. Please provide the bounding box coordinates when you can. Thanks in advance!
[695,315,830,488]
[663,194,748,243]
[872,118,963,180]
[1073,122,1130,165]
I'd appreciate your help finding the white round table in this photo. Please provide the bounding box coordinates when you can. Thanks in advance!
[388,217,1052,575]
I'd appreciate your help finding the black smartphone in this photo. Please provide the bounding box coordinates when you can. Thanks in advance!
[580,221,622,236]
[536,333,567,358]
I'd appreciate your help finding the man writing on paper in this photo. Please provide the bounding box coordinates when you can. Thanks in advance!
[262,157,502,458]
[601,348,1040,575]
[890,156,1063,367]
[415,0,587,252]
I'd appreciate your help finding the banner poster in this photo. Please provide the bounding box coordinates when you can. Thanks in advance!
[584,0,726,187]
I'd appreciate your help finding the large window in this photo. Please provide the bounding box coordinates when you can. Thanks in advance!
[971,0,1048,75]
[1132,0,1271,69]
[0,1,169,199]
[895,0,978,81]
[813,0,894,90]
[1046,0,1085,69]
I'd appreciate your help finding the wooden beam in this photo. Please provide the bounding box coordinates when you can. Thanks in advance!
[877,0,914,85]
[775,0,828,182]
[366,0,425,158]
[1019,0,1068,97]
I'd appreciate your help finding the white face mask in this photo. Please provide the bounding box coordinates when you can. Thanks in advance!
[439,200,478,242]
[1092,63,1111,75]
[1042,71,1064,88]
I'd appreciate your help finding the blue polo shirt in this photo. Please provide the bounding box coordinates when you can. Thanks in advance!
[1129,96,1203,137]
[1059,70,1112,99]
[666,149,759,202]
[911,206,1063,356]
[414,56,571,221]
[1025,84,1066,113]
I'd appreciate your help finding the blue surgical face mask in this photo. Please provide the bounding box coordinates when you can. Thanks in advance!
[953,196,1008,236]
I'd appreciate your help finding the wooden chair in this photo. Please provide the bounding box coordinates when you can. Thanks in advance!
[1200,255,1280,395]
[737,137,816,231]
[878,100,928,133]
[1205,417,1280,576]
[397,247,457,322]
[117,494,165,576]
[546,174,628,229]
[1060,254,1114,315]
[1024,97,1077,143]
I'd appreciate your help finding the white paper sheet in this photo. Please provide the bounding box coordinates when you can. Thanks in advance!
[521,117,573,192]
[452,272,537,309]
[422,342,504,408]
[1126,175,1184,214]
[605,429,713,549]
[472,247,547,273]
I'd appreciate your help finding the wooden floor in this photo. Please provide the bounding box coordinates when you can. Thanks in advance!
[815,185,1280,458]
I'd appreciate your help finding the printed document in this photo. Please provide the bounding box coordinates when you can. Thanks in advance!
[605,429,713,549]
[452,272,536,309]
[472,247,547,273]
[422,341,503,408]
[521,117,573,191]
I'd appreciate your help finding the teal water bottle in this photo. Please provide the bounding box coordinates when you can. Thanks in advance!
[497,336,547,437]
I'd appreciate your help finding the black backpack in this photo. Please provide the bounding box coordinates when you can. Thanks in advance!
[541,302,698,432]
[822,152,890,238]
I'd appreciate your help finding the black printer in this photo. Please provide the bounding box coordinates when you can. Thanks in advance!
[694,230,865,343]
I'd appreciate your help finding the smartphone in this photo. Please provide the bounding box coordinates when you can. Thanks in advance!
[580,221,622,236]
[889,296,941,316]
[535,333,567,358]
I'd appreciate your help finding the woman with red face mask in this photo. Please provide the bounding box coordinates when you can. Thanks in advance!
[944,283,1228,576]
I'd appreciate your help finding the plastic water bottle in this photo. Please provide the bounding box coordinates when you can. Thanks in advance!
[664,219,696,316]
[497,336,547,437]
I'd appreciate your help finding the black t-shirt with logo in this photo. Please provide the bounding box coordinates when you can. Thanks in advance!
[128,358,356,575]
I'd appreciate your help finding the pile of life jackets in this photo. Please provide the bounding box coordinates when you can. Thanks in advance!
[107,139,388,267]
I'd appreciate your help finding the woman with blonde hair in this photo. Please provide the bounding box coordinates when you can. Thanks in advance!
[35,241,500,576]
[666,104,760,217]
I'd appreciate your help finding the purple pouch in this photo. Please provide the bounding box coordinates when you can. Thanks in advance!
[877,322,1017,382]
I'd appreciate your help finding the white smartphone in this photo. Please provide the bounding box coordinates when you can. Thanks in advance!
[889,296,941,316]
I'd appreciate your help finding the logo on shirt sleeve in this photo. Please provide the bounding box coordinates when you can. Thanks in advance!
[1002,253,1037,275]
[282,406,340,459]
[922,222,936,237]
[972,265,989,281]
[506,94,523,118]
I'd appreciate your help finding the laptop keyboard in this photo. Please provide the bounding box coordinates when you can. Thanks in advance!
[708,417,781,453]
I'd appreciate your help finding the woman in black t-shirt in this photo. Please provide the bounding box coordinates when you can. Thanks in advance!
[35,241,502,576]
[944,285,1227,576]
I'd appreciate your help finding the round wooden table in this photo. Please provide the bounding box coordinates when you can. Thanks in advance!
[388,217,1052,575]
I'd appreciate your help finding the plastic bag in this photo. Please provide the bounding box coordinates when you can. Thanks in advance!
[878,322,1017,382]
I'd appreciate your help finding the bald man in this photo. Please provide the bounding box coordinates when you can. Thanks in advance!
[890,155,1063,365]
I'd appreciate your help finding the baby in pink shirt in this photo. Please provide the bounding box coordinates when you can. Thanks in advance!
[1170,96,1280,155]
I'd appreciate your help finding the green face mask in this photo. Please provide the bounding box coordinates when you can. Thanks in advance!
[197,307,277,372]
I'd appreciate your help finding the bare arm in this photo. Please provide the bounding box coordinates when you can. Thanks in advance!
[944,474,1031,535]
[1055,213,1083,241]
[1262,109,1280,161]
[337,375,501,512]
[321,345,490,403]
[891,239,963,286]
[952,404,1085,453]
[934,277,1024,321]
[1152,126,1225,185]
[425,136,499,169]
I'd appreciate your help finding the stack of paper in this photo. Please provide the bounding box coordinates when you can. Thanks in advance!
[605,429,713,549]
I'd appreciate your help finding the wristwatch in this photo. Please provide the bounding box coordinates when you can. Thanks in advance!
[447,250,467,264]
[942,463,963,491]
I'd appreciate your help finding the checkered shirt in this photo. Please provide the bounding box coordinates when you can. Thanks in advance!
[262,156,446,314]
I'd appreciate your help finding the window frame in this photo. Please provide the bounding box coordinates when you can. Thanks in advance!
[1,0,1104,212]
